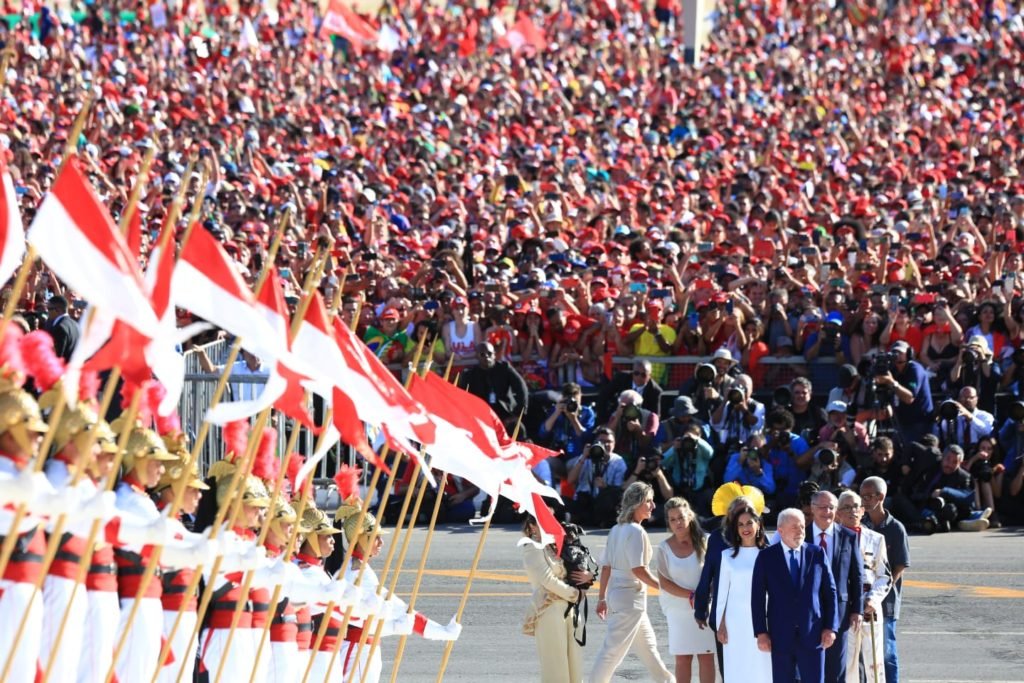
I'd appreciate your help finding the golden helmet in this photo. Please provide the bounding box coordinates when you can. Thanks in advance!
[216,473,271,510]
[300,505,341,557]
[0,387,48,455]
[51,402,118,457]
[154,452,210,494]
[121,425,177,473]
[334,503,386,550]
[267,495,298,543]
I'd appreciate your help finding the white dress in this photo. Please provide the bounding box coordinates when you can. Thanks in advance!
[656,540,716,656]
[715,546,772,683]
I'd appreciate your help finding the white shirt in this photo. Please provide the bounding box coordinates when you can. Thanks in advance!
[813,522,834,563]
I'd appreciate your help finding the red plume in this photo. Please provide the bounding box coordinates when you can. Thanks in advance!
[284,453,305,497]
[251,427,279,481]
[78,371,101,403]
[118,380,158,427]
[0,325,25,385]
[155,409,181,437]
[20,330,66,393]
[222,420,249,461]
[333,464,363,503]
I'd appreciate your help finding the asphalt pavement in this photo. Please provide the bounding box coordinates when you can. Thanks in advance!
[365,522,1024,682]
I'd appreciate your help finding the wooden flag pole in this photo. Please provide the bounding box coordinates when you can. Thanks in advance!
[0,97,94,586]
[305,334,429,683]
[209,247,331,683]
[143,208,289,683]
[434,411,526,683]
[167,239,324,683]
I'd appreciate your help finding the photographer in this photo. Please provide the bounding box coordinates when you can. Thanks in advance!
[814,399,869,470]
[608,390,659,468]
[787,377,827,446]
[804,310,848,362]
[709,374,764,460]
[949,336,1002,414]
[931,387,994,452]
[656,396,711,447]
[920,446,992,532]
[624,447,675,525]
[760,408,810,509]
[805,442,857,491]
[964,437,999,528]
[661,423,715,514]
[722,435,776,493]
[682,348,741,422]
[873,340,934,446]
[600,359,663,423]
[539,382,597,479]
[566,428,627,527]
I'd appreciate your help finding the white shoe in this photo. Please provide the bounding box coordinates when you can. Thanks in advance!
[958,517,990,532]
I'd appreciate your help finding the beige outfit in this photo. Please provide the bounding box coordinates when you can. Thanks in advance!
[846,526,891,683]
[520,538,584,683]
[590,523,674,683]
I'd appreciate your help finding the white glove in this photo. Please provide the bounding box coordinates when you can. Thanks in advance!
[80,491,118,522]
[236,544,268,571]
[0,470,47,506]
[422,616,462,642]
[360,589,387,616]
[323,579,353,607]
[383,596,410,620]
[390,611,415,636]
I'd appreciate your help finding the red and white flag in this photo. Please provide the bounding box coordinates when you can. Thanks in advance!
[322,0,378,46]
[0,156,25,287]
[171,224,285,364]
[28,156,159,339]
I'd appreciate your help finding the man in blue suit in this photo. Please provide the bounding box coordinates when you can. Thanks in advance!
[806,491,864,683]
[751,508,839,683]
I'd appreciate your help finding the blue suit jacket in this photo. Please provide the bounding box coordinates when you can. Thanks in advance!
[751,543,839,653]
[692,527,726,627]
[806,524,864,631]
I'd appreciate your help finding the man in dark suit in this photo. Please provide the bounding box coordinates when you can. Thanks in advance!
[44,296,79,361]
[457,342,529,433]
[600,359,663,422]
[806,490,864,683]
[752,507,839,683]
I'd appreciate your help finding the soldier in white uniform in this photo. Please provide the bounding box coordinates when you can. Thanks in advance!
[837,490,891,683]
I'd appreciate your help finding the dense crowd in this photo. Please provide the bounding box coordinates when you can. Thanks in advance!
[4,0,1024,542]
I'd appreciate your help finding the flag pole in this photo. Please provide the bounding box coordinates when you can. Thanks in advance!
[307,333,429,683]
[32,141,162,683]
[0,95,96,589]
[434,410,525,683]
[164,228,319,683]
[209,246,332,683]
[145,206,290,683]
[387,350,457,681]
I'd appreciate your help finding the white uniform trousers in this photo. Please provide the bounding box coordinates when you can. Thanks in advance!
[78,590,119,683]
[157,609,197,683]
[266,641,299,683]
[308,648,347,683]
[0,579,43,682]
[846,614,886,683]
[114,597,164,682]
[590,591,673,683]
[198,627,257,681]
[40,575,87,683]
[339,640,382,683]
[249,628,271,683]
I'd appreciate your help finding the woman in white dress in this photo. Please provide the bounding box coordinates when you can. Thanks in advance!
[715,501,772,683]
[591,482,674,683]
[656,498,716,683]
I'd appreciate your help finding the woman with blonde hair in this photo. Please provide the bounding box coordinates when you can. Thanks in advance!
[591,482,675,682]
[656,498,716,683]
[519,514,593,682]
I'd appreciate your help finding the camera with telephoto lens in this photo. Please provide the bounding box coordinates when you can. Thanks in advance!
[588,443,608,464]
[963,347,981,369]
[773,386,793,409]
[817,447,839,468]
[741,446,760,467]
[678,434,699,456]
[770,429,791,448]
[563,398,579,414]
[727,387,744,405]
[695,363,716,385]
[939,400,959,421]
[870,351,896,378]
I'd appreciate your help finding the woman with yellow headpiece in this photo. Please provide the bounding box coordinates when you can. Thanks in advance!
[332,498,462,683]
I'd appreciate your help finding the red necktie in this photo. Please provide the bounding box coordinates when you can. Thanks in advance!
[819,531,827,552]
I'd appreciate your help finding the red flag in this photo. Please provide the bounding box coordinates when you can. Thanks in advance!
[532,492,565,554]
[0,156,25,287]
[322,0,379,46]
[125,203,143,260]
[496,14,547,54]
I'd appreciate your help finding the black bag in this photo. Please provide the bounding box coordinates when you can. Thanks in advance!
[559,523,598,589]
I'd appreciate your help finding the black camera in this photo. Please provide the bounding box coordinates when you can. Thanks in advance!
[823,323,840,342]
[678,434,698,455]
[773,386,793,409]
[588,443,608,463]
[971,459,994,483]
[963,347,980,367]
[770,429,791,446]
[817,448,839,468]
[870,351,896,378]
[939,400,959,421]
[695,363,716,385]
[741,447,760,467]
[563,398,579,414]
[727,387,744,405]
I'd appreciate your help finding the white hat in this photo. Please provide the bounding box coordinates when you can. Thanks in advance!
[712,348,736,364]
[826,400,848,414]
